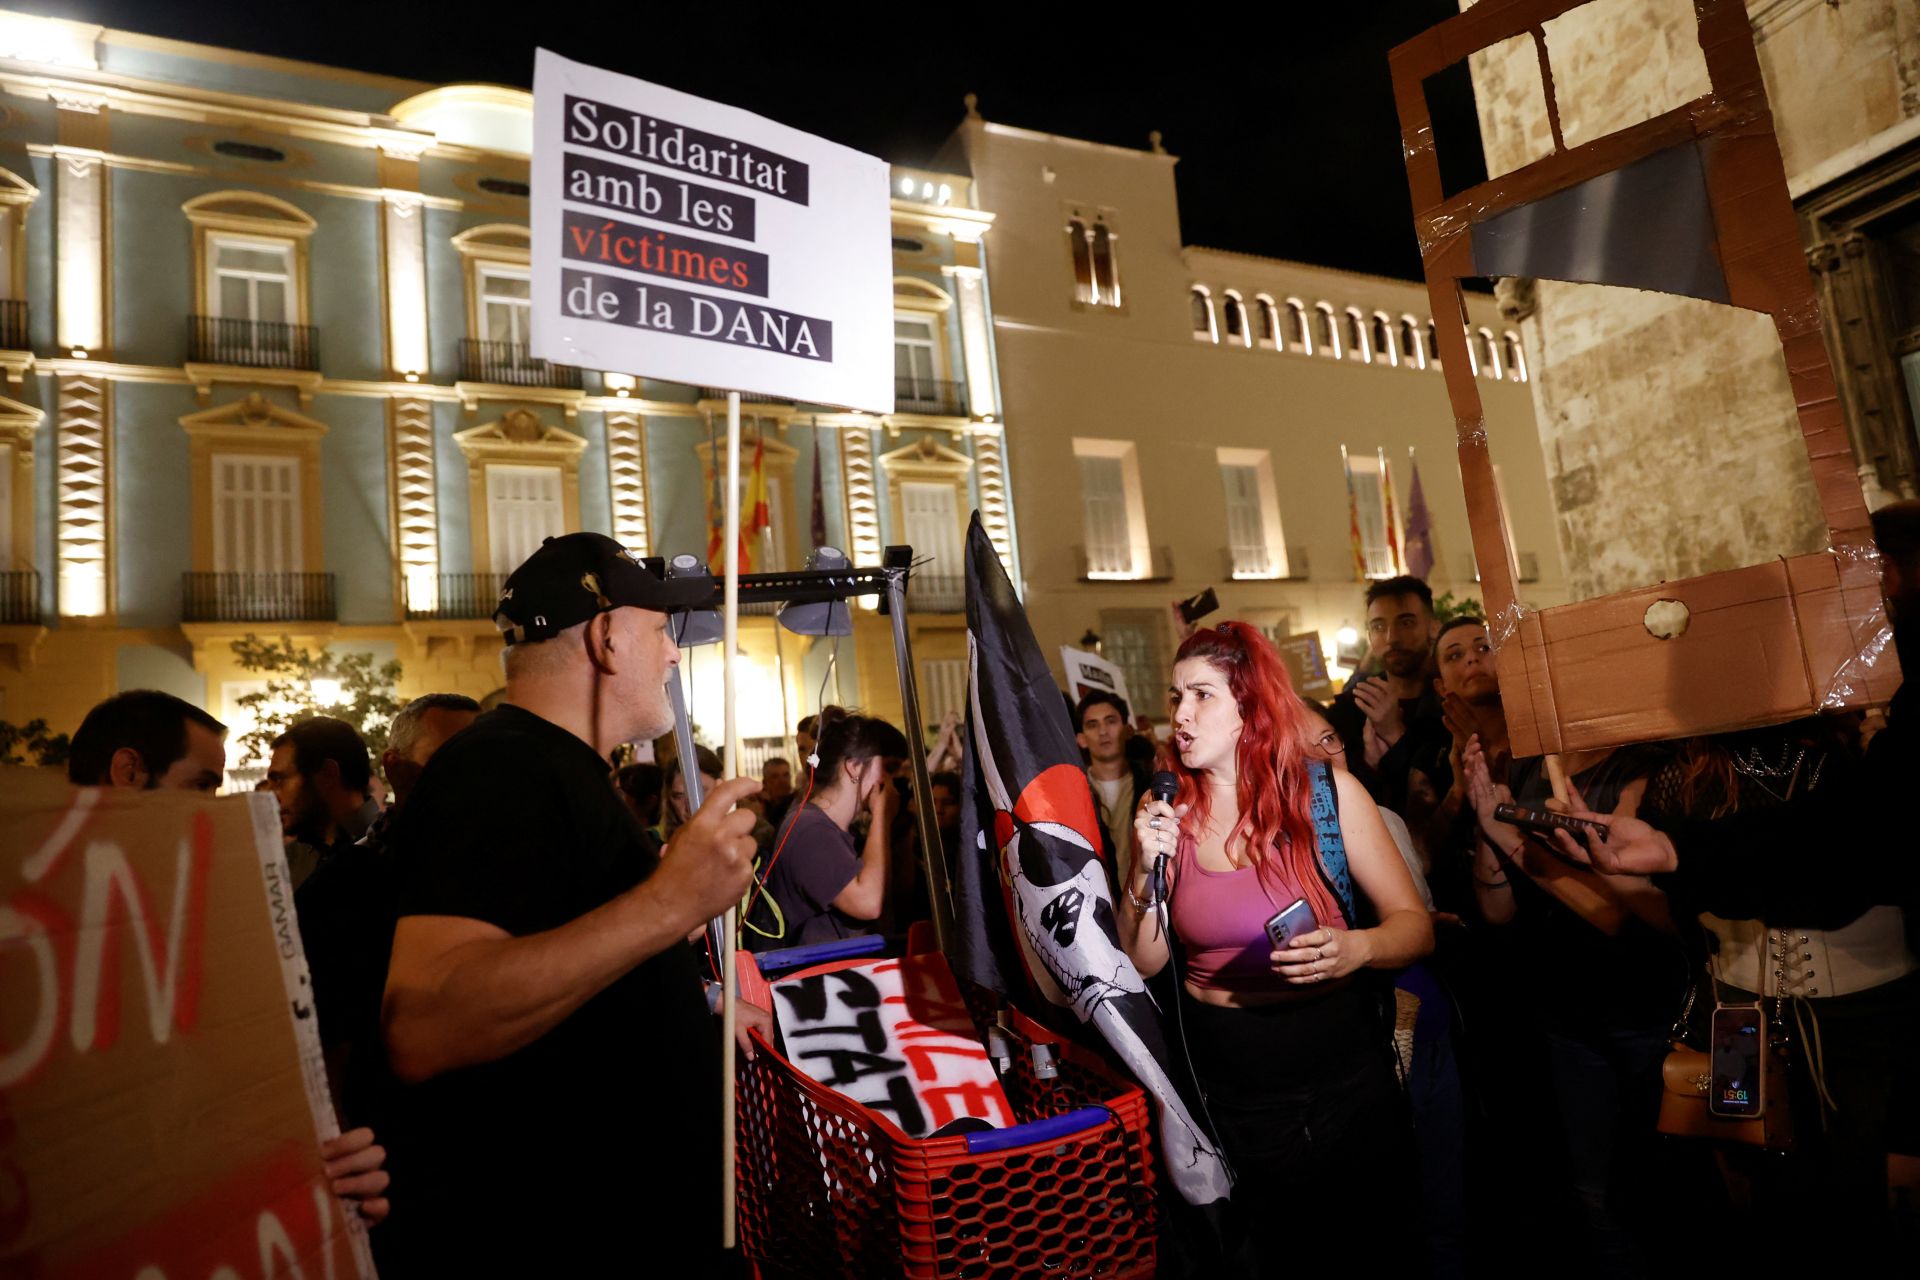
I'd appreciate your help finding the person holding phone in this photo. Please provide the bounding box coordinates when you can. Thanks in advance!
[1117,622,1432,1274]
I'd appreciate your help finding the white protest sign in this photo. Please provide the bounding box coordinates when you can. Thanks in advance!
[531,50,894,412]
[1059,646,1134,719]
[771,955,1015,1137]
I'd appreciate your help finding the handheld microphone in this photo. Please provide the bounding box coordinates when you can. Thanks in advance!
[1147,771,1179,904]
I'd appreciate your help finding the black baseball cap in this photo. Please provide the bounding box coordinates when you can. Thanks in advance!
[494,533,712,645]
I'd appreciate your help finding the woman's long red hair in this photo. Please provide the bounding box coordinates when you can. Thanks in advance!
[1166,621,1344,927]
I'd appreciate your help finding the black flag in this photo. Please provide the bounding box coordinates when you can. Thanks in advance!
[955,513,1229,1207]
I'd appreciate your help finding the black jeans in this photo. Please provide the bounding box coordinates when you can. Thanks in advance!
[1178,980,1420,1277]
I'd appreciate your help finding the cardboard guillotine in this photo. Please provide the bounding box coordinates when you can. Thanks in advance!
[1390,0,1903,755]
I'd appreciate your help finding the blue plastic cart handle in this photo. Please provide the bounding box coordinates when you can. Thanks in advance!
[755,933,887,975]
[963,1106,1112,1155]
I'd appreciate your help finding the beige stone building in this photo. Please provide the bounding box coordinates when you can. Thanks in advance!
[943,110,1566,714]
[1466,0,1920,601]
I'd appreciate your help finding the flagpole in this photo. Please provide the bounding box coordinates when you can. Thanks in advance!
[721,389,741,1251]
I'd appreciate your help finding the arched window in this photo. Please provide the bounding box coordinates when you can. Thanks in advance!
[1256,295,1279,347]
[1222,291,1249,346]
[1371,312,1397,367]
[1286,298,1310,354]
[1091,219,1121,307]
[1476,326,1502,379]
[1399,316,1424,369]
[1344,307,1370,362]
[1191,286,1218,342]
[1426,320,1439,369]
[1314,302,1340,358]
[1067,218,1095,304]
[1503,330,1527,382]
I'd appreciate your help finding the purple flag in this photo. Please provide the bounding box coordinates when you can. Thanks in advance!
[1404,456,1435,581]
[809,422,829,551]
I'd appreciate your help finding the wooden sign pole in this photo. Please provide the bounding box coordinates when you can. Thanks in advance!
[721,388,741,1250]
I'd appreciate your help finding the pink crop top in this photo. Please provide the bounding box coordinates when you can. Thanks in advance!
[1167,832,1349,993]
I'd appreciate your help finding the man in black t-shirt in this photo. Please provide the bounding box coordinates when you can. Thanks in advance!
[381,533,760,1273]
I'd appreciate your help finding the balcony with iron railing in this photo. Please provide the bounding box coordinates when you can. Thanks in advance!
[189,315,319,370]
[181,572,336,623]
[460,339,583,389]
[0,299,27,352]
[906,572,965,613]
[0,570,41,624]
[698,386,794,406]
[403,573,507,621]
[1222,545,1311,582]
[894,377,968,417]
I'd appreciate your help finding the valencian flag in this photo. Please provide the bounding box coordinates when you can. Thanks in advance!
[1404,450,1435,580]
[1378,445,1404,575]
[1341,444,1368,581]
[744,434,772,569]
[955,512,1230,1208]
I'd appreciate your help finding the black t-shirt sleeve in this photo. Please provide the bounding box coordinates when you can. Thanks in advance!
[783,815,861,913]
[392,745,561,936]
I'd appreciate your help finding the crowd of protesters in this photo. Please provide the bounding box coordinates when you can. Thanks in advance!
[39,498,1920,1277]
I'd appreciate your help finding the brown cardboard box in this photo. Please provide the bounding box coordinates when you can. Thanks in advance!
[1390,0,1902,755]
[0,771,373,1278]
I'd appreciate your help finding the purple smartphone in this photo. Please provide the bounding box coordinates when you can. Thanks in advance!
[1264,898,1318,951]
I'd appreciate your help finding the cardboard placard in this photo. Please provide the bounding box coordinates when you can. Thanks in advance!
[1275,631,1335,702]
[531,50,894,413]
[1389,0,1901,754]
[0,772,371,1278]
[1059,646,1134,720]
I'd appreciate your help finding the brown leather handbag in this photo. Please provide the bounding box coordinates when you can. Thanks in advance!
[1656,982,1794,1150]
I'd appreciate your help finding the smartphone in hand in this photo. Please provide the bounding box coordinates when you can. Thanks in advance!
[1264,898,1318,951]
[1493,803,1607,837]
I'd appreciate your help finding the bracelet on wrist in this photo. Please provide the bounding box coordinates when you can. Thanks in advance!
[1474,874,1511,888]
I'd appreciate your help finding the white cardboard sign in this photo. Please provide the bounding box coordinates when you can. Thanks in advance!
[531,50,894,412]
[1059,645,1135,720]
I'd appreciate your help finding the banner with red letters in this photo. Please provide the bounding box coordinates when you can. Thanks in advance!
[0,771,373,1278]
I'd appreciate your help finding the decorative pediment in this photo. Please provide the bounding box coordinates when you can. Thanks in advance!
[451,222,531,264]
[0,391,43,441]
[180,391,327,441]
[182,189,317,238]
[879,434,973,478]
[0,165,38,207]
[692,430,799,469]
[455,410,586,461]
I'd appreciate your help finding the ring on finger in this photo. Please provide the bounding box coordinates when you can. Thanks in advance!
[1149,816,1162,830]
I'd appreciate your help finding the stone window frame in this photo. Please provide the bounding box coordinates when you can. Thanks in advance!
[182,190,316,327]
[179,392,327,575]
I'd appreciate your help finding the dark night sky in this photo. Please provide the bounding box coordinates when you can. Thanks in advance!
[28,1,1489,282]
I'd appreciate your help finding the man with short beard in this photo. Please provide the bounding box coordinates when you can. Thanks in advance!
[1328,575,1446,809]
[380,533,761,1272]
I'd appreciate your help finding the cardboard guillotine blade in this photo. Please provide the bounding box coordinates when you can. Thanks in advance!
[1388,0,1901,756]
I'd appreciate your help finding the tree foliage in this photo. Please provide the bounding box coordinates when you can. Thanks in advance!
[229,635,403,764]
[1432,590,1486,624]
[0,719,71,768]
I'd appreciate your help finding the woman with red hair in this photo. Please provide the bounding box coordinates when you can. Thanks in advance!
[1119,621,1432,1273]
